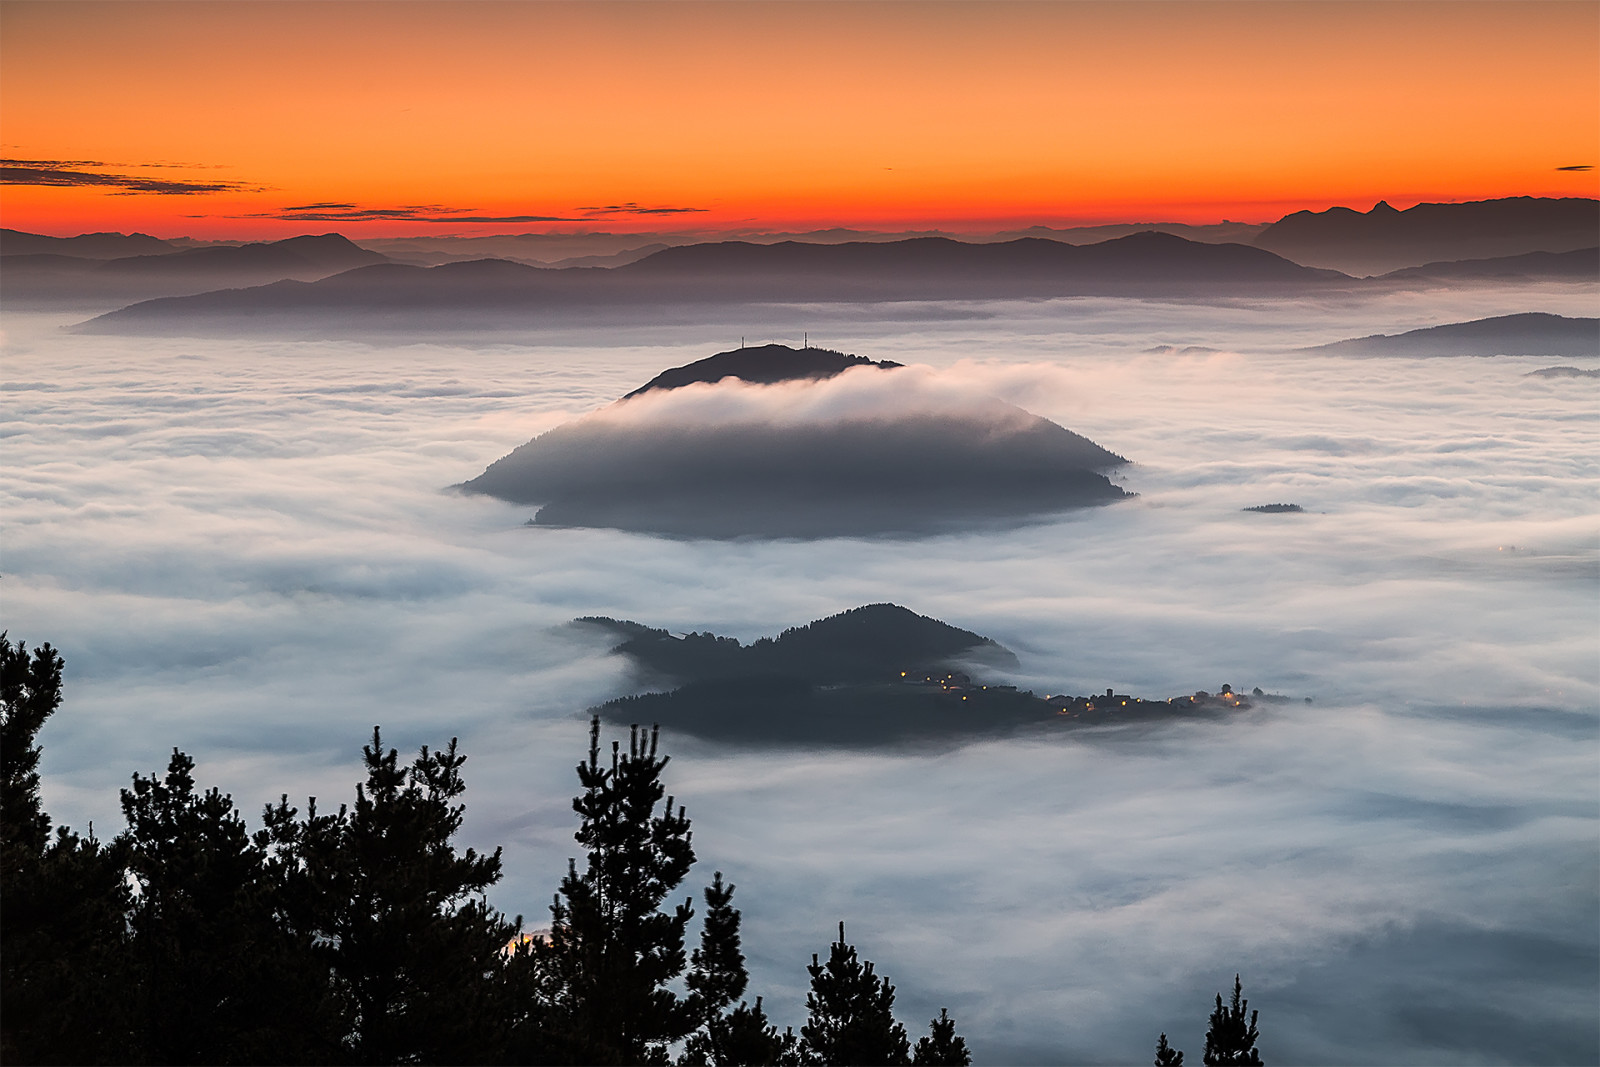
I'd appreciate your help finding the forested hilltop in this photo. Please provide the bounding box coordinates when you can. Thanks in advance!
[1,635,1266,1066]
[584,605,1285,746]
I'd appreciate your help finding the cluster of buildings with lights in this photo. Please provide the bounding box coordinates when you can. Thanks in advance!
[897,670,1300,717]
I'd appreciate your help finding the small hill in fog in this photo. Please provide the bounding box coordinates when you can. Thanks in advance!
[582,604,1260,746]
[1302,313,1598,358]
[457,344,1131,539]
[581,603,1013,687]
[1526,366,1600,379]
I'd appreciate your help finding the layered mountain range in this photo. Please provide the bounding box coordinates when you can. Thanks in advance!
[2,232,385,307]
[3,195,1589,336]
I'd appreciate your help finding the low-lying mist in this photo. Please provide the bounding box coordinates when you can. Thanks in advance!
[2,288,1595,1064]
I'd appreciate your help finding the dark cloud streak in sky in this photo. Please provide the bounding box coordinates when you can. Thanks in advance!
[239,203,576,224]
[579,202,709,218]
[0,158,256,195]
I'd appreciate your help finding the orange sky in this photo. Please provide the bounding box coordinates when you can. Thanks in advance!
[2,0,1596,238]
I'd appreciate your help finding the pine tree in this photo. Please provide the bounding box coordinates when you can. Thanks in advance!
[266,726,520,1064]
[529,718,702,1064]
[120,748,333,1063]
[1202,975,1263,1066]
[681,996,800,1067]
[1155,1031,1185,1066]
[799,923,912,1066]
[912,1009,970,1066]
[1,635,134,1064]
[1,634,62,858]
[688,871,749,1022]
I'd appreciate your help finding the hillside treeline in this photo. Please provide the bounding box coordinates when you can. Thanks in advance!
[2,635,1263,1066]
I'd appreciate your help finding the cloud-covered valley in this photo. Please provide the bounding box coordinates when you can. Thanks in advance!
[2,288,1595,1064]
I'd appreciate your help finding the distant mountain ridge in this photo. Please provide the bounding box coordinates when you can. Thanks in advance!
[95,233,384,275]
[4,232,390,309]
[1302,313,1599,357]
[1375,246,1598,283]
[1,228,178,258]
[1254,197,1599,275]
[74,231,1348,336]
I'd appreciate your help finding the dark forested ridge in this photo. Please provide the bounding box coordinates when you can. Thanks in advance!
[583,605,1284,746]
[622,345,904,399]
[579,604,1009,686]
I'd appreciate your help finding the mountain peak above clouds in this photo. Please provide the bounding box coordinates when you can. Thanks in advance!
[458,345,1132,539]
[622,344,903,399]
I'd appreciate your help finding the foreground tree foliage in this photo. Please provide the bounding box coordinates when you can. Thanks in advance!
[263,728,522,1064]
[800,923,912,1066]
[1,637,981,1065]
[1,636,133,1065]
[912,1009,971,1067]
[1202,976,1263,1066]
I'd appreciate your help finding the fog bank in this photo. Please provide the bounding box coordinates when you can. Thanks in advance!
[2,291,1595,1063]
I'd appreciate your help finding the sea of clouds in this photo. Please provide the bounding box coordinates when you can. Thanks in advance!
[3,283,1596,1064]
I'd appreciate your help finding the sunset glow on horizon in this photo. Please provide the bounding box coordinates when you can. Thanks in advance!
[3,0,1596,239]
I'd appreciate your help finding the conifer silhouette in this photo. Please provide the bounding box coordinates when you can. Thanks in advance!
[532,718,706,1063]
[1,635,134,1063]
[681,995,801,1066]
[266,726,520,1063]
[688,870,749,1018]
[800,922,912,1065]
[1202,975,1263,1066]
[912,1008,970,1066]
[1155,1030,1185,1066]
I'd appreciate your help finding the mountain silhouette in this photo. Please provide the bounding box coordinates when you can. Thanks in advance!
[1254,197,1599,275]
[74,232,1347,336]
[0,228,179,258]
[96,233,384,276]
[581,603,1012,687]
[581,604,1252,746]
[622,345,903,398]
[456,344,1131,538]
[1376,246,1598,283]
[6,232,390,310]
[584,603,1039,745]
[1301,313,1598,357]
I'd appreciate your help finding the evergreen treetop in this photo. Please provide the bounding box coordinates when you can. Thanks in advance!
[800,922,912,1066]
[1202,975,1263,1066]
